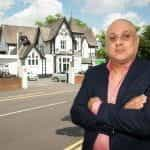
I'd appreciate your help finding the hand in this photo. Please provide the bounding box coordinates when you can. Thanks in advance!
[88,97,102,114]
[124,94,147,110]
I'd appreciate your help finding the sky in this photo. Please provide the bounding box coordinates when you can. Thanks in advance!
[0,0,150,34]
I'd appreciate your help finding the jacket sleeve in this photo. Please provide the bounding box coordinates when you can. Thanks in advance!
[96,101,150,137]
[70,70,112,134]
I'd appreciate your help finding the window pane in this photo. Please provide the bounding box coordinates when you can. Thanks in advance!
[63,64,67,72]
[28,59,31,65]
[63,58,66,62]
[32,59,34,65]
[36,59,38,65]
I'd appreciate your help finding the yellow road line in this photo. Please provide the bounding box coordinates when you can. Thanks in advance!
[64,139,83,150]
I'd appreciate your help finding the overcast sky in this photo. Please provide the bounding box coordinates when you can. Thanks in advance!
[0,0,150,33]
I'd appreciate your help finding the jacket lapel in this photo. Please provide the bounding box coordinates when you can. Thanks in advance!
[116,58,142,105]
[94,64,109,102]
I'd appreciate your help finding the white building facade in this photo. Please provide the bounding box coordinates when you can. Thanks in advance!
[0,17,97,78]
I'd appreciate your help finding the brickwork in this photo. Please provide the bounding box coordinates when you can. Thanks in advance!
[0,77,22,91]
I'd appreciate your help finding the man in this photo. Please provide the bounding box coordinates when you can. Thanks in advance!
[71,19,150,150]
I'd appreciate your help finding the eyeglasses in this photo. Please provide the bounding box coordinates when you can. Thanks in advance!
[107,32,136,42]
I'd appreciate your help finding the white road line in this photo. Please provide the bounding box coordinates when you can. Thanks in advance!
[0,101,68,117]
[0,90,75,103]
[0,88,73,99]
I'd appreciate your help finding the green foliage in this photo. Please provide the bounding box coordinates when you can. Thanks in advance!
[35,13,63,26]
[74,18,87,27]
[45,15,57,25]
[96,31,105,47]
[35,21,44,26]
[142,25,150,40]
[96,47,107,59]
[138,25,150,59]
[96,31,107,59]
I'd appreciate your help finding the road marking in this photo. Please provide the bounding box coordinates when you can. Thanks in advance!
[64,139,83,150]
[0,87,75,99]
[0,101,68,117]
[0,90,75,103]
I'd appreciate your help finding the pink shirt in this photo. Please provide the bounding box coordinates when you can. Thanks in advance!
[93,60,133,150]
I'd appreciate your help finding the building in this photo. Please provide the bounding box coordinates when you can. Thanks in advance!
[0,17,97,78]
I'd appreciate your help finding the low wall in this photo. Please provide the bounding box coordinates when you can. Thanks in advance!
[0,77,22,91]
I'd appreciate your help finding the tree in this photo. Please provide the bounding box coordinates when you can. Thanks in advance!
[74,18,87,28]
[35,21,44,26]
[138,25,150,59]
[96,31,107,59]
[35,14,63,26]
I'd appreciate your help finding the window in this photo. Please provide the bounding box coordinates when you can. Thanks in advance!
[61,40,66,49]
[36,56,38,65]
[59,58,61,72]
[22,60,25,66]
[28,56,31,65]
[74,40,79,50]
[63,64,67,72]
[50,43,53,54]
[0,51,6,54]
[32,59,35,65]
[58,57,70,73]
[28,52,39,66]
[63,58,66,63]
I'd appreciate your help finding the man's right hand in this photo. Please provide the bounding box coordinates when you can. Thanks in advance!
[124,94,147,110]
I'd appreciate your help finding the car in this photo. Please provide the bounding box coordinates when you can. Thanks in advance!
[27,72,38,81]
[51,73,68,82]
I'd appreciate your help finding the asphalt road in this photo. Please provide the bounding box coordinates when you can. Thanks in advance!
[0,80,83,150]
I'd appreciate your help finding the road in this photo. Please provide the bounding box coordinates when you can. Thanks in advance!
[0,80,83,150]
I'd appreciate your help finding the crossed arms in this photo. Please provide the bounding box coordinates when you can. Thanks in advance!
[71,70,150,138]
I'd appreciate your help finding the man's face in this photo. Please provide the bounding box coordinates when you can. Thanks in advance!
[106,20,139,64]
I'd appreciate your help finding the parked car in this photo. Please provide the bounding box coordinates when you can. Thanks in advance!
[51,73,67,82]
[27,72,38,81]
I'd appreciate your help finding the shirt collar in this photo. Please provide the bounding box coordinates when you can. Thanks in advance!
[106,59,133,72]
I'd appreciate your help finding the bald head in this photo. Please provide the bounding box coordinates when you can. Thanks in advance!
[107,19,137,35]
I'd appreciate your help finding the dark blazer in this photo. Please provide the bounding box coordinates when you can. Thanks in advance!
[71,58,150,150]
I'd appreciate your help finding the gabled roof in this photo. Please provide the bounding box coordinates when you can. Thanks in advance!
[19,45,45,59]
[40,17,74,42]
[69,18,97,47]
[11,45,45,59]
[1,24,38,45]
[40,18,64,42]
[69,18,85,34]
[83,28,97,47]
